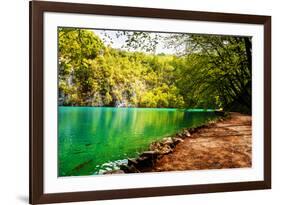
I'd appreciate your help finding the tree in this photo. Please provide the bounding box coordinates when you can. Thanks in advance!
[118,31,252,113]
[58,28,252,113]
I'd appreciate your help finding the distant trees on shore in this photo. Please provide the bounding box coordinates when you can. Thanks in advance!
[58,28,251,113]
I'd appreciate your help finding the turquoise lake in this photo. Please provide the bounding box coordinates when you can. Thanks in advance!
[58,107,218,176]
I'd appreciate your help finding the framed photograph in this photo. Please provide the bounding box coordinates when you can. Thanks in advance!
[30,1,271,204]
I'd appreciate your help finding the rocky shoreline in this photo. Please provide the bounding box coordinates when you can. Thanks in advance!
[104,115,227,174]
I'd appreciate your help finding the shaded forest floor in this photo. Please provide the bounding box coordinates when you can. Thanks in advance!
[150,112,252,172]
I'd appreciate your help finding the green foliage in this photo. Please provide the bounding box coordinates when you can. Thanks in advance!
[58,28,252,113]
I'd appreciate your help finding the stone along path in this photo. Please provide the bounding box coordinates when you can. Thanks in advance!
[152,112,252,172]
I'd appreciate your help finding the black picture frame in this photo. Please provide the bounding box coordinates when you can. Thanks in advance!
[30,1,271,204]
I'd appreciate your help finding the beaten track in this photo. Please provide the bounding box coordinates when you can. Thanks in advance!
[152,112,252,171]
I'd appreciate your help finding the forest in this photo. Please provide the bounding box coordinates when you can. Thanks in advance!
[58,28,252,114]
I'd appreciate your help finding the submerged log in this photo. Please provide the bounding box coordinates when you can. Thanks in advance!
[72,159,93,171]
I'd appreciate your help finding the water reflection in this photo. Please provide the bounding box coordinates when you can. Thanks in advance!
[58,107,217,176]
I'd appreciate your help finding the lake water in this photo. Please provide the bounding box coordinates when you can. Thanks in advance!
[58,107,218,176]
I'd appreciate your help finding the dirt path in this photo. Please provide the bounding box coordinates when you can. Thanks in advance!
[151,112,252,172]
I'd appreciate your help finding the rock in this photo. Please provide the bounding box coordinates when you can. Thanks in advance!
[119,164,130,173]
[176,133,185,139]
[136,156,153,167]
[127,155,155,171]
[150,141,162,151]
[103,169,125,174]
[127,165,140,173]
[173,137,184,145]
[120,164,139,173]
[154,144,173,155]
[162,137,174,145]
[150,139,174,155]
[128,158,138,166]
[140,151,158,158]
[137,156,149,161]
[183,129,191,137]
[189,128,194,133]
